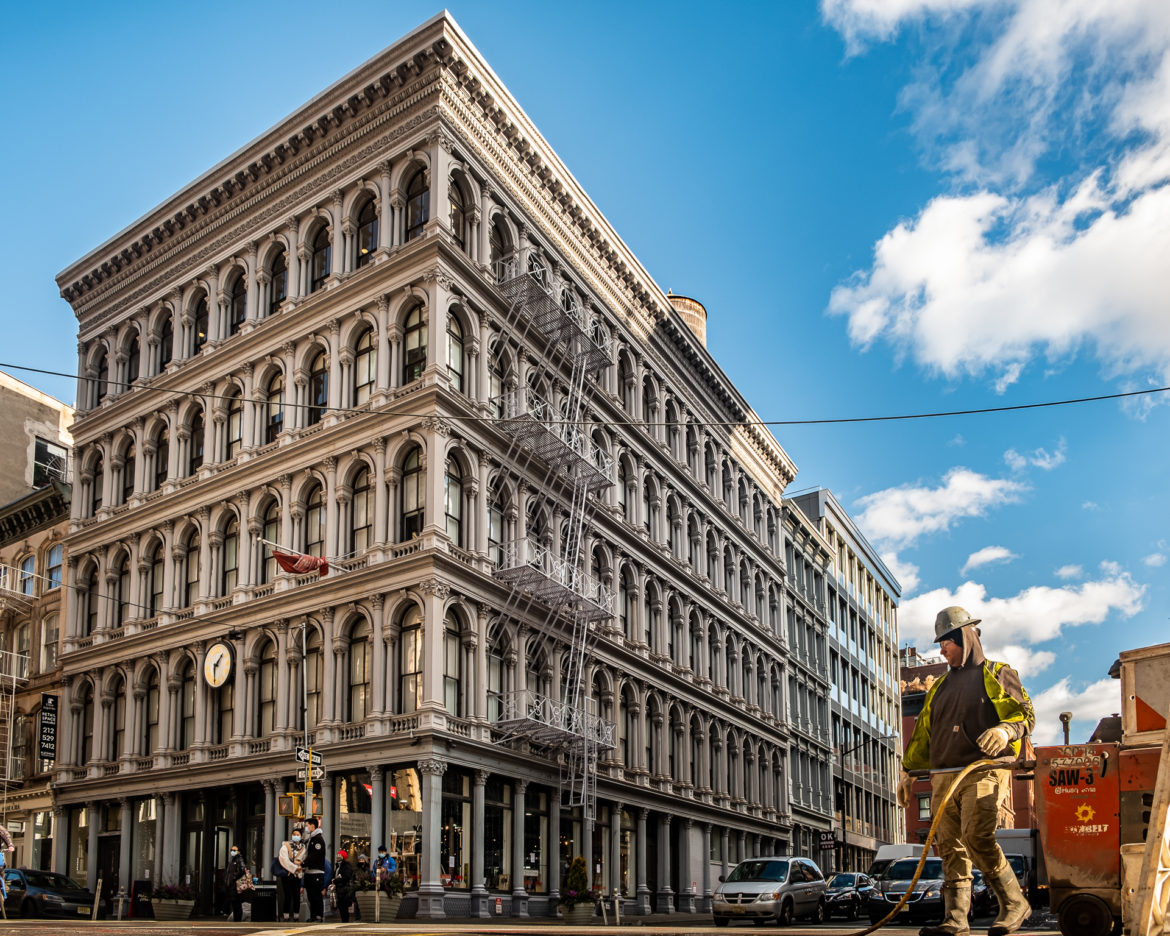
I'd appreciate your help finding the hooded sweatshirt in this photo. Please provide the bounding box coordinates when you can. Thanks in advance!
[907,623,1034,771]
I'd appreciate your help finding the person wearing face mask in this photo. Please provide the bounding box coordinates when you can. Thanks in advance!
[375,844,398,897]
[302,816,328,922]
[277,826,305,922]
[900,607,1035,936]
[225,844,250,922]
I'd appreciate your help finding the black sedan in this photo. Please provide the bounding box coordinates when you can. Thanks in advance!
[867,857,947,925]
[3,868,102,919]
[823,872,874,920]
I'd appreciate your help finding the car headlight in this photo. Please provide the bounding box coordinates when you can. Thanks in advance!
[40,894,64,904]
[757,891,780,902]
[922,884,941,897]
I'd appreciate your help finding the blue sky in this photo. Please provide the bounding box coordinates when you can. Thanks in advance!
[4,1,1167,744]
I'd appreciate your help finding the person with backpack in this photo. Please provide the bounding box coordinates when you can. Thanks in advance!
[275,825,305,922]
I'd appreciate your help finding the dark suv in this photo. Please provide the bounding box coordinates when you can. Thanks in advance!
[3,868,103,919]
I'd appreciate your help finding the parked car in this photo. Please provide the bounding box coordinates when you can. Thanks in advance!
[823,872,875,920]
[971,868,999,919]
[2,868,103,919]
[867,856,949,925]
[712,856,828,926]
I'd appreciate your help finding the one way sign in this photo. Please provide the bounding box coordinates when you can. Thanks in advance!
[296,746,323,767]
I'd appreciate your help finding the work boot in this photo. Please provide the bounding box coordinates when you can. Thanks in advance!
[919,883,972,936]
[985,863,1031,936]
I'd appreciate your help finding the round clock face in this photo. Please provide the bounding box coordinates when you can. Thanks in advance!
[204,641,233,688]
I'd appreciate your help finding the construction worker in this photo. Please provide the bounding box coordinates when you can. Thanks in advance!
[899,607,1034,936]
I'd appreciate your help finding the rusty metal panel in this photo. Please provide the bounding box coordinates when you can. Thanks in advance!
[1120,641,1170,746]
[1036,744,1121,893]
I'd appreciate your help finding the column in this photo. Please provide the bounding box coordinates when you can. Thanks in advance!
[118,798,132,898]
[547,795,561,909]
[582,816,593,911]
[677,819,695,912]
[87,804,100,891]
[471,770,488,916]
[323,775,337,851]
[163,791,180,883]
[656,813,674,912]
[263,780,276,874]
[378,161,393,255]
[416,758,447,918]
[52,806,68,875]
[610,803,622,904]
[370,766,385,868]
[371,596,386,716]
[720,827,729,884]
[511,779,529,916]
[636,808,650,914]
[154,796,166,885]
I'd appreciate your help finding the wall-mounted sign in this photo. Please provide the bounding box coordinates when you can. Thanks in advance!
[38,693,58,760]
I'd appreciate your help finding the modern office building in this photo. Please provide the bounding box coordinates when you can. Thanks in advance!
[53,12,895,917]
[789,489,901,872]
[0,372,73,870]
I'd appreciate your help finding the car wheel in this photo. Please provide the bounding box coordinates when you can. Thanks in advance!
[812,901,826,924]
[777,899,794,926]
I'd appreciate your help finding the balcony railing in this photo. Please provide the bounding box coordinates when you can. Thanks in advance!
[495,689,615,750]
[495,265,612,371]
[492,538,614,620]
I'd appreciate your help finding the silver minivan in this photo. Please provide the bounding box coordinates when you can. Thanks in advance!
[712,856,828,926]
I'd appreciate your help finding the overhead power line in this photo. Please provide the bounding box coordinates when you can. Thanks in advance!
[2,361,1167,430]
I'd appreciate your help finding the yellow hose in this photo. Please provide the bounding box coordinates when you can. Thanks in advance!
[846,757,1012,936]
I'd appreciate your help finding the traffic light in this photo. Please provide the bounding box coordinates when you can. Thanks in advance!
[278,793,303,817]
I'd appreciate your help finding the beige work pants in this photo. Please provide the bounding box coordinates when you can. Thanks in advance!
[929,767,1012,887]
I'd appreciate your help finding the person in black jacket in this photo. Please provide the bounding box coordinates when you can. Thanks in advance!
[302,817,328,922]
[334,849,355,923]
[226,844,250,922]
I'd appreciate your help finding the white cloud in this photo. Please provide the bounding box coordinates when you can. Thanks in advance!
[823,1,1170,391]
[961,545,1018,575]
[882,551,921,595]
[1143,553,1167,567]
[1031,678,1124,746]
[897,570,1146,650]
[1004,439,1066,472]
[1082,501,1100,511]
[854,468,1027,550]
[1054,564,1083,580]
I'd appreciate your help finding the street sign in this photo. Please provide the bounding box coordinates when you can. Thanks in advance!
[818,830,838,850]
[296,767,326,782]
[295,746,323,766]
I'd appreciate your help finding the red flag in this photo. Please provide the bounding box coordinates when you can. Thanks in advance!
[272,550,329,577]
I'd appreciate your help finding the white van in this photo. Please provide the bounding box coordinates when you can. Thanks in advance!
[868,844,925,880]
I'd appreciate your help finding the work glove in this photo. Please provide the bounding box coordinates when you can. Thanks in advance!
[976,723,1014,756]
[896,770,914,810]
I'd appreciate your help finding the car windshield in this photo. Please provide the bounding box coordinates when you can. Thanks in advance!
[829,874,856,887]
[1007,856,1026,875]
[727,859,789,883]
[23,871,85,891]
[886,858,942,881]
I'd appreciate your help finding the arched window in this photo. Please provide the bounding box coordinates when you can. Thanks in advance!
[19,555,34,596]
[356,198,378,268]
[488,346,506,416]
[142,669,160,755]
[265,372,284,443]
[304,483,325,558]
[303,627,323,730]
[81,566,98,637]
[446,314,464,392]
[351,466,371,553]
[449,181,466,251]
[399,605,423,713]
[154,427,169,491]
[228,274,246,336]
[192,295,209,354]
[110,676,126,761]
[310,226,331,293]
[183,531,200,608]
[444,456,463,544]
[226,392,243,459]
[13,622,30,678]
[115,554,131,627]
[261,501,280,583]
[306,350,328,426]
[212,682,232,745]
[616,461,629,521]
[401,447,424,540]
[79,684,95,763]
[90,453,104,516]
[121,443,136,504]
[40,613,58,672]
[47,544,63,589]
[178,662,195,751]
[644,707,655,775]
[159,315,174,369]
[489,216,510,281]
[487,485,504,566]
[127,333,141,384]
[95,350,109,404]
[188,409,204,475]
[403,305,427,383]
[353,328,375,405]
[148,543,164,616]
[258,641,276,736]
[348,618,371,722]
[222,516,239,594]
[405,169,429,241]
[269,249,288,316]
[443,611,462,715]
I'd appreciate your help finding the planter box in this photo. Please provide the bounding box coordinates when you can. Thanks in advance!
[560,902,596,924]
[152,899,194,921]
[355,891,402,921]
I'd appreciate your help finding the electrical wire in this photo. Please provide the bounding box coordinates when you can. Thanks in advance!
[3,361,1167,430]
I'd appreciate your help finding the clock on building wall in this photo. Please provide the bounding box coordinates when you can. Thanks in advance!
[203,641,234,688]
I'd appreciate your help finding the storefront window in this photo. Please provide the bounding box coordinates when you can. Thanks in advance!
[441,769,470,889]
[33,811,52,871]
[69,808,88,879]
[337,772,373,859]
[483,777,512,891]
[559,808,579,889]
[133,799,157,880]
[523,788,549,894]
[388,767,422,890]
